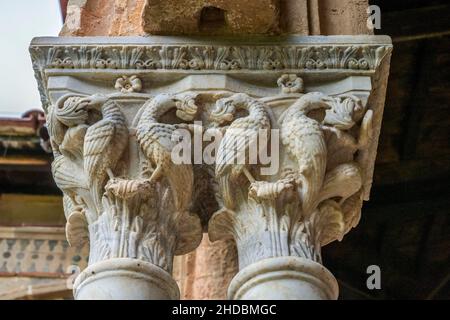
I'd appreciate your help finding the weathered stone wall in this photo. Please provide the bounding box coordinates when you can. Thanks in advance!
[317,0,372,35]
[60,0,372,36]
[173,236,238,300]
[60,0,146,36]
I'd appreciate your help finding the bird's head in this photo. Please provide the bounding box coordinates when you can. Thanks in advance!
[55,95,89,127]
[173,92,199,121]
[278,92,332,124]
[209,93,249,125]
[297,92,333,112]
[78,94,109,110]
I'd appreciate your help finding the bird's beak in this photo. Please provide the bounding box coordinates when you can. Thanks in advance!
[209,111,234,125]
[77,100,90,110]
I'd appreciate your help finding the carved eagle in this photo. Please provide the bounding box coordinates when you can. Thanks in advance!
[136,93,198,212]
[279,92,331,217]
[82,95,128,214]
[210,93,271,209]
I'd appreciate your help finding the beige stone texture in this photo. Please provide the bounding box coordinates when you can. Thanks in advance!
[60,0,373,36]
[173,235,238,300]
[280,0,309,34]
[142,0,280,35]
[317,0,373,35]
[60,0,146,36]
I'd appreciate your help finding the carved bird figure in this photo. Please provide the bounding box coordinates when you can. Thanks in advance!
[51,154,88,201]
[279,92,333,217]
[136,93,198,212]
[51,95,89,157]
[210,93,271,209]
[78,94,129,214]
[51,95,91,200]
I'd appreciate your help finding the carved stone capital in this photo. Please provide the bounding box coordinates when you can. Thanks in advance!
[208,91,373,268]
[31,35,392,300]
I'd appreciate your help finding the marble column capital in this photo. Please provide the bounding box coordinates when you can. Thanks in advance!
[30,35,392,300]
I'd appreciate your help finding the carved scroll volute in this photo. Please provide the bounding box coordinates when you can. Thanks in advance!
[48,91,203,274]
[208,83,374,269]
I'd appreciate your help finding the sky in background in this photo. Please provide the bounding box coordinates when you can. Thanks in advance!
[0,0,62,116]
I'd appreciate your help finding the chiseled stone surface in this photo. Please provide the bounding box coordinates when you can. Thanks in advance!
[60,0,146,36]
[60,0,372,36]
[318,0,373,35]
[173,235,238,300]
[142,0,280,35]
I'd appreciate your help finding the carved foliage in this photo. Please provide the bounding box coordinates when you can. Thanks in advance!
[30,44,391,72]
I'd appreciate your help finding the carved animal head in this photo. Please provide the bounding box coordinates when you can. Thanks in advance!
[209,93,249,124]
[105,178,153,200]
[173,93,199,121]
[296,92,332,113]
[279,92,332,124]
[79,94,109,110]
[55,96,89,127]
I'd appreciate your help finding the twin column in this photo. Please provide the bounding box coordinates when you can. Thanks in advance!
[30,36,392,300]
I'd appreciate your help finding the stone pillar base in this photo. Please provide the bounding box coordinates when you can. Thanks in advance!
[228,257,338,300]
[73,258,180,300]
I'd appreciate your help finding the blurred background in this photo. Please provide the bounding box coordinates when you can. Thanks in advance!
[0,0,448,299]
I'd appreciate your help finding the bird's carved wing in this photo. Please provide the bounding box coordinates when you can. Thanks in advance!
[281,117,326,167]
[52,155,87,191]
[215,118,260,176]
[281,115,328,217]
[137,123,184,156]
[137,122,193,211]
[60,125,88,160]
[166,163,194,211]
[84,119,115,183]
